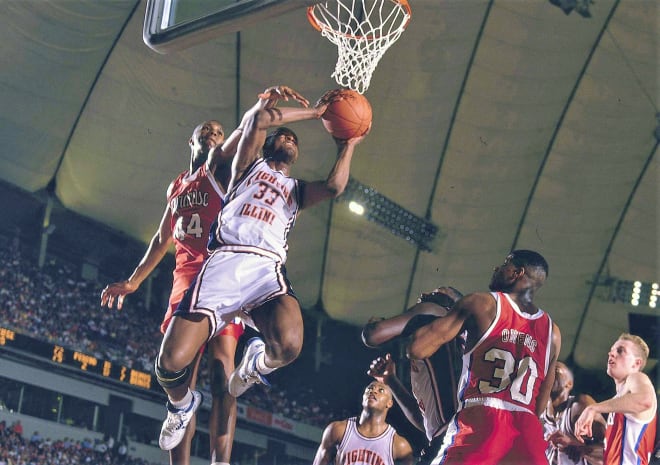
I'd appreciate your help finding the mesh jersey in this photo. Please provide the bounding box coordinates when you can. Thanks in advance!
[541,396,590,465]
[168,163,224,300]
[457,292,553,416]
[213,158,301,263]
[410,338,463,441]
[604,410,657,465]
[337,417,396,465]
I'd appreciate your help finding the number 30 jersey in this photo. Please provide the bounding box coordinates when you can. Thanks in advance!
[457,292,553,415]
[214,158,302,263]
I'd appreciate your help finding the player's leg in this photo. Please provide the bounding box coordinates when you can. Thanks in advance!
[158,314,210,400]
[208,322,243,464]
[157,314,210,451]
[502,412,549,465]
[252,295,303,366]
[169,349,203,465]
[435,407,514,465]
[229,295,303,397]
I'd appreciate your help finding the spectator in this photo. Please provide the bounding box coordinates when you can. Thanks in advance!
[11,420,22,436]
[29,430,42,445]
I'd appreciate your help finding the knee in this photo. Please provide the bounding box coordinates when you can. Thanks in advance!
[155,358,191,389]
[157,345,186,372]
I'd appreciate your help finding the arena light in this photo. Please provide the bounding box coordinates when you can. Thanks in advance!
[339,178,438,251]
[611,280,659,309]
[348,201,365,216]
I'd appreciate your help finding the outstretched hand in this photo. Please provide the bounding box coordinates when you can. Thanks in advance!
[258,85,309,109]
[100,280,137,310]
[574,405,597,443]
[368,353,397,383]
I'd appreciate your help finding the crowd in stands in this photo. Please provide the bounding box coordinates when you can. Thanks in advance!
[0,420,155,465]
[0,237,348,428]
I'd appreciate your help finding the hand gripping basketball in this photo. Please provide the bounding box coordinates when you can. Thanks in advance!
[318,88,372,140]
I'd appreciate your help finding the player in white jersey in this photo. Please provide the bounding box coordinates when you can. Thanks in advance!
[313,381,414,465]
[541,361,605,465]
[154,85,369,455]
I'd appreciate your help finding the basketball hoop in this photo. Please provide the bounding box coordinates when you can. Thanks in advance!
[307,0,411,94]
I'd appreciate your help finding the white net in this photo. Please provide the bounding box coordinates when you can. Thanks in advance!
[308,0,411,94]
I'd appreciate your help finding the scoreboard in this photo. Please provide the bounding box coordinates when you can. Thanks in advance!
[0,326,154,391]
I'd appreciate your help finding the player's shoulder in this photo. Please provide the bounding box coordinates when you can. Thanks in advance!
[392,431,414,457]
[626,370,654,388]
[458,291,496,315]
[327,418,349,435]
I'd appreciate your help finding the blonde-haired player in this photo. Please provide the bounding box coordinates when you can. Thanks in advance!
[575,333,657,465]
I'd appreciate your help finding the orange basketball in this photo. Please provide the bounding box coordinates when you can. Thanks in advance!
[321,89,372,140]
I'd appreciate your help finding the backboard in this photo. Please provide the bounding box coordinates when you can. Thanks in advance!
[143,0,314,53]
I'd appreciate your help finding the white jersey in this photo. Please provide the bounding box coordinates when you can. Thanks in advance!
[541,396,591,465]
[336,417,395,465]
[215,158,301,263]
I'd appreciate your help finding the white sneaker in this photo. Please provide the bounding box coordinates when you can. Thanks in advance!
[158,390,203,450]
[228,337,270,397]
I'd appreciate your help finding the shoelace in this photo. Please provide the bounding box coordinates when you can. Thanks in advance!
[164,413,184,431]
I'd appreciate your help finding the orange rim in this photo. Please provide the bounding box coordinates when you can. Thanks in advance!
[307,0,412,38]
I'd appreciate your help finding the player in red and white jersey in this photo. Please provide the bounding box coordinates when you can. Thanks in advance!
[313,381,414,465]
[407,250,562,465]
[101,119,245,464]
[155,85,368,453]
[575,334,657,465]
[456,290,553,413]
[166,157,225,332]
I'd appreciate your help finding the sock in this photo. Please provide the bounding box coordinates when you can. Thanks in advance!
[255,351,275,375]
[169,389,193,410]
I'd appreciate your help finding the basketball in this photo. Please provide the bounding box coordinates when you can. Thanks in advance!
[321,89,372,140]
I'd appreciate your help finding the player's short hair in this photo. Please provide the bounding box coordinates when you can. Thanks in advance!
[509,249,549,277]
[263,127,298,159]
[618,333,650,369]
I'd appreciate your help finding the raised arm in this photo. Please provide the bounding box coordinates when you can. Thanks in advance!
[230,86,325,188]
[368,354,425,432]
[300,132,367,209]
[208,86,299,176]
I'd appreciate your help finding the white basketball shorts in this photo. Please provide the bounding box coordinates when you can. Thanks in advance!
[175,246,295,338]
